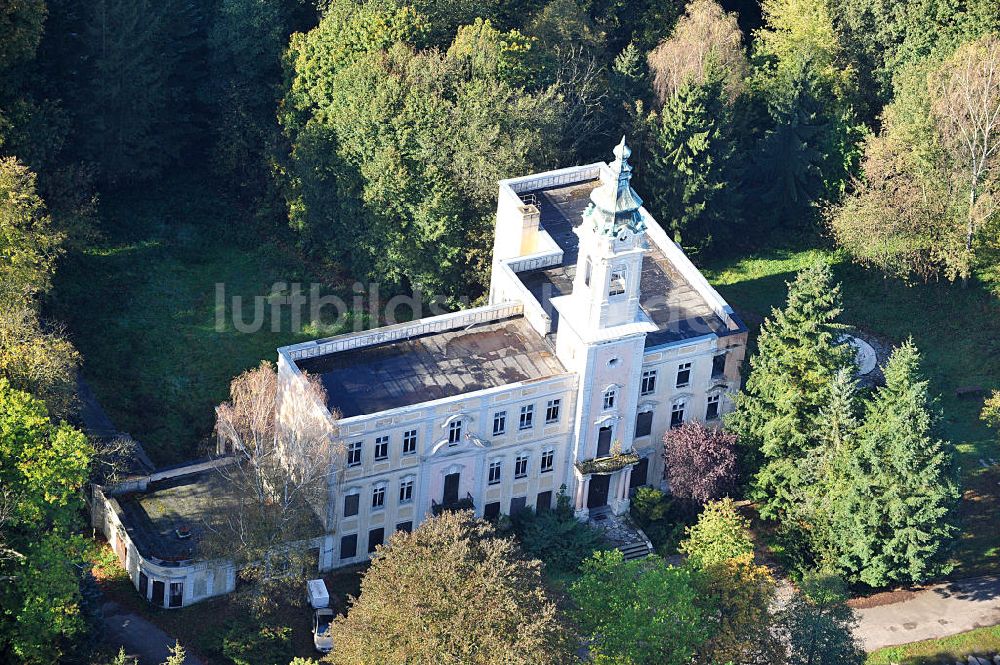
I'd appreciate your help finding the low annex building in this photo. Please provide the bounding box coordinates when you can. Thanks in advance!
[93,138,747,606]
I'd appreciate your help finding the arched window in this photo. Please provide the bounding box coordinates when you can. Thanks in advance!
[609,268,626,297]
[603,387,617,410]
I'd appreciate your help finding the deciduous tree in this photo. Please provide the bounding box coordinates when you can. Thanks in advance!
[0,379,92,664]
[327,511,574,664]
[210,361,338,616]
[570,549,707,665]
[679,498,754,567]
[929,34,1000,281]
[0,157,62,297]
[663,420,739,503]
[647,0,747,105]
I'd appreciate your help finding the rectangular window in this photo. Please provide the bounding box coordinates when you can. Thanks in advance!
[399,478,413,504]
[545,399,561,424]
[641,369,657,395]
[676,362,692,388]
[671,402,686,428]
[540,449,554,473]
[343,493,359,517]
[536,490,553,512]
[603,388,617,410]
[169,582,183,608]
[493,410,507,436]
[488,460,502,485]
[340,534,357,559]
[706,394,721,420]
[347,441,362,467]
[584,257,592,286]
[597,425,613,458]
[374,435,389,461]
[631,457,649,489]
[609,268,626,296]
[510,496,527,515]
[402,429,417,455]
[712,353,727,379]
[448,420,462,445]
[484,501,501,520]
[396,521,412,534]
[372,485,385,509]
[367,528,384,553]
[635,410,653,438]
[514,454,529,479]
[519,405,534,430]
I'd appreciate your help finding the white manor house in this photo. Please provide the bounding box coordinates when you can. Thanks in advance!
[91,138,747,607]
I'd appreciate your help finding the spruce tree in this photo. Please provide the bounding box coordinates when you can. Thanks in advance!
[648,69,742,250]
[806,368,861,561]
[727,262,852,521]
[827,341,958,587]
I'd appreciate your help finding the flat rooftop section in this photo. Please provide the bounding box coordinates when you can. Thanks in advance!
[116,470,240,563]
[296,316,567,418]
[516,180,731,347]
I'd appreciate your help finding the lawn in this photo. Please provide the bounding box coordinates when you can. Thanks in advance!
[865,625,1000,664]
[703,245,1000,578]
[51,177,361,465]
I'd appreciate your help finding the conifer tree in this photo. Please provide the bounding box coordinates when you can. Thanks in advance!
[647,70,742,250]
[804,367,861,562]
[727,262,852,520]
[779,571,865,665]
[826,341,958,587]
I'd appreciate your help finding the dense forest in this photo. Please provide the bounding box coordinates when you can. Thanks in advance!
[1,0,999,662]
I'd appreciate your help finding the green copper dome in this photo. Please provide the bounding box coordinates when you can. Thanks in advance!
[584,136,647,237]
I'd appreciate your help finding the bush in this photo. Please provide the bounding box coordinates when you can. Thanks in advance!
[679,498,754,567]
[629,486,696,556]
[221,620,292,665]
[512,489,606,573]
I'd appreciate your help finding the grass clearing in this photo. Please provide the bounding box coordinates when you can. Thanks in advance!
[704,245,1000,578]
[52,178,361,465]
[865,625,1000,664]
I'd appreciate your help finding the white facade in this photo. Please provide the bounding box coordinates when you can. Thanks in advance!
[277,138,748,568]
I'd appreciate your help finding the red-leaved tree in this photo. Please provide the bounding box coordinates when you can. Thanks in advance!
[664,421,738,503]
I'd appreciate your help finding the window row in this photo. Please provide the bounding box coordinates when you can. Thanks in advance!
[492,399,561,436]
[488,449,555,485]
[346,429,419,467]
[343,477,415,517]
[483,489,554,520]
[637,354,727,397]
[340,521,413,560]
[632,394,723,439]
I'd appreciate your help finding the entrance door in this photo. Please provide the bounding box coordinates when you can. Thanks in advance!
[443,473,460,505]
[151,580,165,607]
[597,426,613,458]
[587,475,611,509]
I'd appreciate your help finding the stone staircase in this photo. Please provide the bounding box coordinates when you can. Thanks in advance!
[588,507,653,560]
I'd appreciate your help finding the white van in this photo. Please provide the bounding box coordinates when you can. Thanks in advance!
[307,579,335,653]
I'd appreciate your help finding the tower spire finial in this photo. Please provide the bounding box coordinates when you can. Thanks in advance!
[582,137,645,236]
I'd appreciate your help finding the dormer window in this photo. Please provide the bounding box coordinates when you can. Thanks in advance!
[448,420,463,445]
[609,268,626,297]
[603,387,617,410]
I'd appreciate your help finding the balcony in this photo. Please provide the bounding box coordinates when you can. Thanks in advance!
[431,492,475,516]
